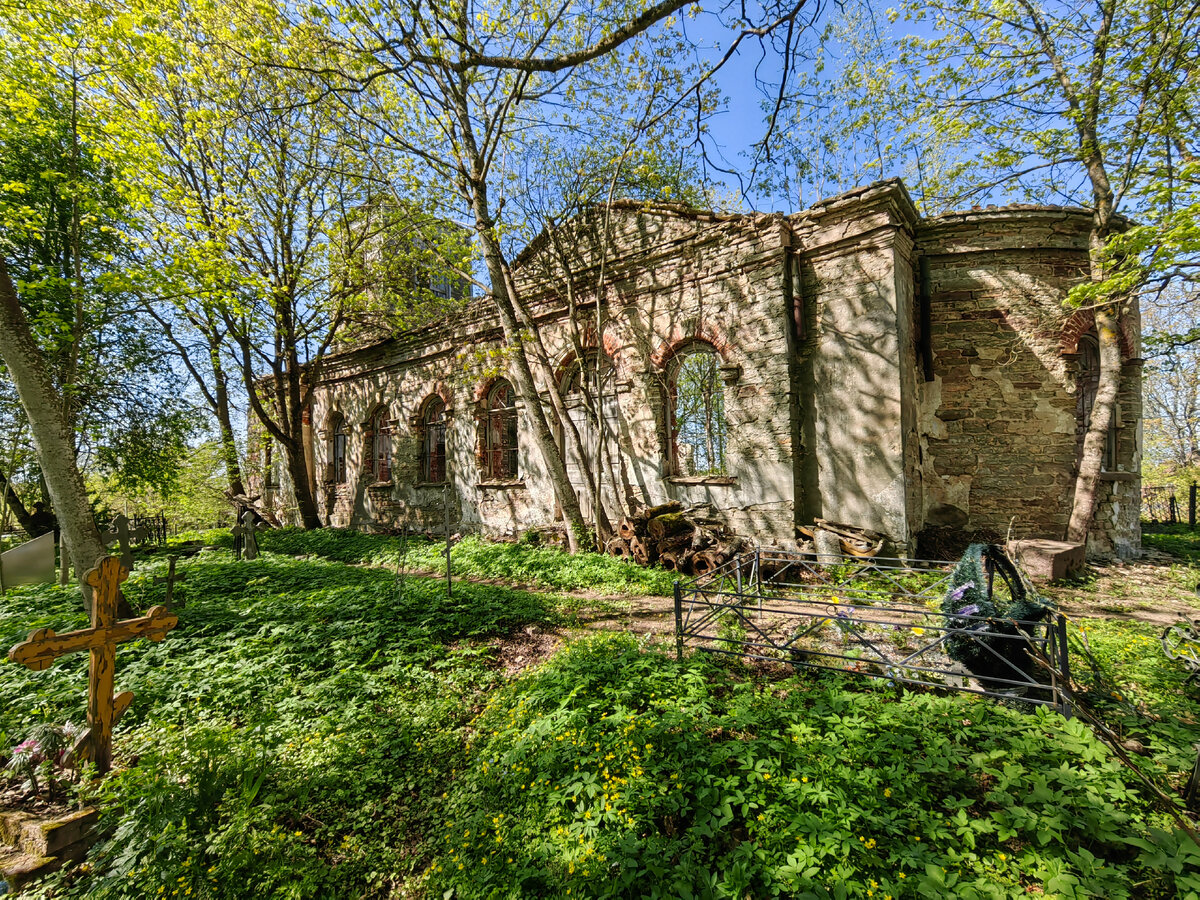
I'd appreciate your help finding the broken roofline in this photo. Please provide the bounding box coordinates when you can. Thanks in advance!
[317,177,1110,372]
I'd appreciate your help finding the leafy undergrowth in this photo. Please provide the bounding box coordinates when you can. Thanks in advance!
[1071,617,1200,778]
[0,550,1196,898]
[173,526,676,596]
[425,636,1200,899]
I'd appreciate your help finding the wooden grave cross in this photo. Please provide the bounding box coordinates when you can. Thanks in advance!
[101,513,149,572]
[153,555,187,611]
[7,556,177,775]
[231,510,268,561]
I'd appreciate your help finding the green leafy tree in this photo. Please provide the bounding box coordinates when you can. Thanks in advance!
[0,3,195,592]
[101,4,411,528]
[284,0,814,548]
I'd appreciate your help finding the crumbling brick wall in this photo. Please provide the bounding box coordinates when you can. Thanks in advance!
[916,207,1141,556]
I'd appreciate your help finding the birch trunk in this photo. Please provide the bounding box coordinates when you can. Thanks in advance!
[0,258,104,609]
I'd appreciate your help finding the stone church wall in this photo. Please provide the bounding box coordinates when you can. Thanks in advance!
[250,181,1142,560]
[789,182,921,552]
[307,205,802,544]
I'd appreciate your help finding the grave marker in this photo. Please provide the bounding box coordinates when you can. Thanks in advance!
[7,556,177,774]
[100,514,149,572]
[153,556,187,611]
[231,510,268,560]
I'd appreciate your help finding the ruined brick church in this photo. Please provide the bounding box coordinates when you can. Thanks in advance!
[261,179,1142,558]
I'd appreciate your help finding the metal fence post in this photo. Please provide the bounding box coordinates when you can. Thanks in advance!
[673,581,684,661]
[1056,615,1073,718]
[1191,481,1197,531]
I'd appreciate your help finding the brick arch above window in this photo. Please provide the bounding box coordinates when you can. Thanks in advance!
[553,327,624,385]
[650,320,736,370]
[408,386,454,430]
[554,346,617,390]
[1060,309,1137,359]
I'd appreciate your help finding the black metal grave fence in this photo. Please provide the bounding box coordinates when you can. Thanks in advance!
[673,548,1071,715]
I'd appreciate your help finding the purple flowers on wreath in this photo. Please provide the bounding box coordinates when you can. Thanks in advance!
[947,582,976,603]
[956,604,981,617]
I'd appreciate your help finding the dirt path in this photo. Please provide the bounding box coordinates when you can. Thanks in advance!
[1044,557,1200,627]
[374,553,1200,631]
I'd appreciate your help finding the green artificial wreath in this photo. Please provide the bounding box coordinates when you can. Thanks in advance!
[940,544,1054,689]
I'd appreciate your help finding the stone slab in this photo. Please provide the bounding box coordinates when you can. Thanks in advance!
[0,808,98,893]
[1008,539,1085,581]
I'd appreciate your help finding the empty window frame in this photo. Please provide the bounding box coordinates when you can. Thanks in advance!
[1076,334,1118,471]
[365,406,392,481]
[422,398,447,483]
[483,380,518,480]
[330,415,349,484]
[669,345,727,476]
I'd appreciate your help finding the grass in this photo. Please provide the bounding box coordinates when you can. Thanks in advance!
[0,529,1197,897]
[1142,523,1200,564]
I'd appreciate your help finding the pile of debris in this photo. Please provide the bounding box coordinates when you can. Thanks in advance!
[796,519,886,558]
[605,501,743,576]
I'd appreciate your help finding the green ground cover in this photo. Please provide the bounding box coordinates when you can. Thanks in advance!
[0,532,1197,898]
[1142,525,1200,565]
[175,527,676,596]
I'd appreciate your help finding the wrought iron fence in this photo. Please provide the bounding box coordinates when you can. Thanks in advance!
[132,513,168,547]
[673,548,1071,715]
[1143,485,1180,524]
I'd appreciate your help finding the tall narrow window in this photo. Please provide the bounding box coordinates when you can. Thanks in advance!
[669,345,727,476]
[422,398,447,483]
[263,440,279,489]
[1076,334,1117,471]
[365,406,391,481]
[331,415,348,484]
[484,380,518,480]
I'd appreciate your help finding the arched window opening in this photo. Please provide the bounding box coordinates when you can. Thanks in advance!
[563,352,615,408]
[365,406,392,481]
[330,414,349,484]
[483,380,518,480]
[422,398,447,483]
[1076,334,1117,471]
[669,345,727,476]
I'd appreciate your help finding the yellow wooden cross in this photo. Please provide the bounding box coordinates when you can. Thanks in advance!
[7,556,177,775]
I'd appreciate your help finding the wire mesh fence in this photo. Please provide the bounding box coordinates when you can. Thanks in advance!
[673,548,1071,714]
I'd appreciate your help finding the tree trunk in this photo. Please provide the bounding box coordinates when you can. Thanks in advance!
[1066,138,1122,547]
[0,467,36,535]
[283,432,321,529]
[462,203,590,550]
[211,350,247,499]
[0,258,104,609]
[1067,302,1122,544]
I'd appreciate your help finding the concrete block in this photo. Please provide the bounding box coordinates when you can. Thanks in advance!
[1008,539,1085,581]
